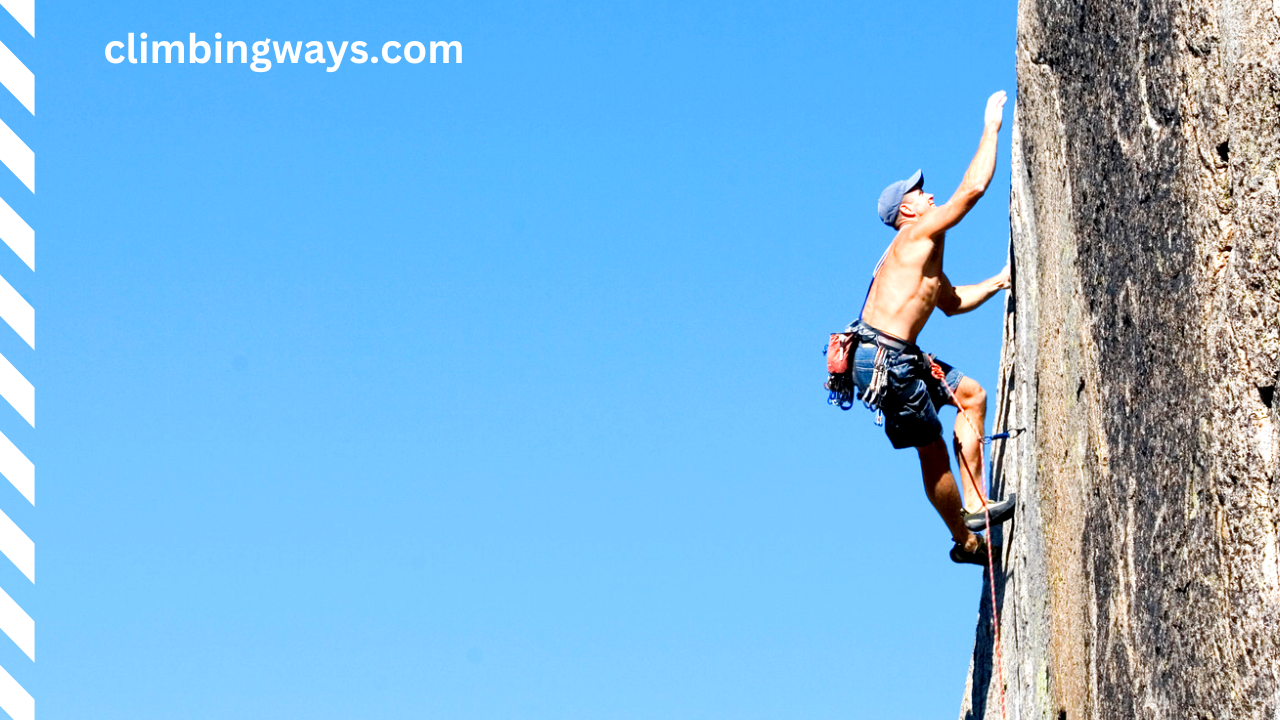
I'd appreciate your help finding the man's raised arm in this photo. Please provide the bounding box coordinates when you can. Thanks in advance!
[912,91,1006,238]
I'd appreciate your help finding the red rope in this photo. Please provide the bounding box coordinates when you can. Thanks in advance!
[930,360,1007,720]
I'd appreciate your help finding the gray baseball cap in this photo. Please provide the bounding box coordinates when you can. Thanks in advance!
[877,170,924,228]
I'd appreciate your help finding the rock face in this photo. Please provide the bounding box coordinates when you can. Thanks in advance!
[959,2,1280,719]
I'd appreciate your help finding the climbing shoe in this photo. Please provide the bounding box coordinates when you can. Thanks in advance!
[963,492,1017,532]
[950,535,1001,567]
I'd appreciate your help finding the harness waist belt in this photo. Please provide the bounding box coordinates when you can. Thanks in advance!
[849,320,917,355]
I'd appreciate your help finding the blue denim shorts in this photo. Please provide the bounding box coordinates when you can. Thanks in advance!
[852,342,964,449]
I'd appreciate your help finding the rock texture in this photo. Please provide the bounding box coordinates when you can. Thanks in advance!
[960,2,1280,719]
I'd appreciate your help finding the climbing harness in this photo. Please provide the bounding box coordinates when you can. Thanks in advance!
[825,321,904,426]
[931,357,1008,720]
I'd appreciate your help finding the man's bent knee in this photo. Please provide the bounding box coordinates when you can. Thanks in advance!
[955,377,986,408]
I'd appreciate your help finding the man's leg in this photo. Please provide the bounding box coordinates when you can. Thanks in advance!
[917,438,979,551]
[949,376,988,511]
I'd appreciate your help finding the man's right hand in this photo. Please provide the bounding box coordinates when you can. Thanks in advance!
[991,265,1011,290]
[984,91,1007,130]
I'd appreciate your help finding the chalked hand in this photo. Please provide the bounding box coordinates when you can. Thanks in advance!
[984,90,1007,130]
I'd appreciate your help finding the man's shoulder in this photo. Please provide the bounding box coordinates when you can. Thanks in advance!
[894,222,942,248]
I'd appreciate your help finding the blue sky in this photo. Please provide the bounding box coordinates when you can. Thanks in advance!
[14,1,1019,717]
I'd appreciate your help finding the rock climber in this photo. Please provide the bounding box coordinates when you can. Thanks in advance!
[853,91,1015,565]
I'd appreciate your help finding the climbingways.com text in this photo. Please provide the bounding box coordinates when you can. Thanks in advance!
[104,34,462,72]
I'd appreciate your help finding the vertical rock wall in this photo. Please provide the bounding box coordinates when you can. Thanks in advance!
[961,2,1280,719]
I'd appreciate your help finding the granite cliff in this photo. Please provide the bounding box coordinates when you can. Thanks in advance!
[960,2,1280,718]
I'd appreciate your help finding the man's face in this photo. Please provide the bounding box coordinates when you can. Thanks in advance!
[899,188,935,221]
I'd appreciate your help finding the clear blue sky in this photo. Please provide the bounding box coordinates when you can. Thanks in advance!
[18,1,1018,717]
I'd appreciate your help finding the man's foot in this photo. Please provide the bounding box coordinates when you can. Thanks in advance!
[950,535,1001,566]
[963,492,1017,532]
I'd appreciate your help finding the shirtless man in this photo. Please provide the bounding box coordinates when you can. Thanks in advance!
[852,91,1014,565]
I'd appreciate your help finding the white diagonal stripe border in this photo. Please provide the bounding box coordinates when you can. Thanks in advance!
[0,117,30,193]
[0,41,31,115]
[0,431,31,506]
[0,353,31,427]
[0,273,32,349]
[0,584,31,660]
[0,509,31,583]
[0,0,31,37]
[0,661,30,720]
[0,0,35,709]
[0,195,31,271]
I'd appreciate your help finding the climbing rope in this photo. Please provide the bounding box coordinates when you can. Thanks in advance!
[930,359,1008,720]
